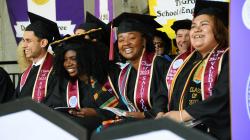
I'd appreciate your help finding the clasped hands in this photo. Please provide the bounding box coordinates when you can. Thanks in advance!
[155,110,193,123]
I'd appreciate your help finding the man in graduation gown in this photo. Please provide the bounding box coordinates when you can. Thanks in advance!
[166,19,192,95]
[13,12,61,103]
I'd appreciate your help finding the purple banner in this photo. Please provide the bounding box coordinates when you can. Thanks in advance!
[6,0,84,43]
[95,0,113,23]
[231,0,250,139]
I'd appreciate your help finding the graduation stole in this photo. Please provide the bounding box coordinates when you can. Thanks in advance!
[118,49,156,112]
[98,76,119,108]
[32,53,53,102]
[20,65,32,92]
[20,53,53,102]
[201,48,229,100]
[166,51,191,92]
[168,48,229,110]
[66,80,81,110]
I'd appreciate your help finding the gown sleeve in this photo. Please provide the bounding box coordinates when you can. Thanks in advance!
[0,67,15,103]
[144,56,170,118]
[43,76,64,108]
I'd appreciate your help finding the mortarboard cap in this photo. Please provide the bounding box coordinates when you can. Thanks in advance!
[51,28,102,46]
[26,12,61,43]
[154,30,172,53]
[154,30,171,44]
[171,19,192,33]
[76,11,107,32]
[111,12,162,34]
[0,98,87,140]
[86,11,107,31]
[75,11,109,45]
[193,0,229,27]
[50,28,102,54]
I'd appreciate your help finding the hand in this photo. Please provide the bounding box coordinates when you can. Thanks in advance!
[155,112,165,119]
[162,110,193,123]
[69,108,98,117]
[162,111,182,122]
[125,112,145,119]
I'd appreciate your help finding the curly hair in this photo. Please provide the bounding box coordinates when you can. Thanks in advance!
[16,41,32,72]
[53,39,110,85]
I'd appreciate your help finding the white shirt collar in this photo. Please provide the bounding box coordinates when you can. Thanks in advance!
[32,54,47,67]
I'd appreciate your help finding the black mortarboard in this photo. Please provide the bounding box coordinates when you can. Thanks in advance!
[154,30,171,44]
[86,11,107,31]
[76,11,107,32]
[51,28,102,47]
[171,19,192,33]
[26,12,61,43]
[75,11,109,45]
[111,12,162,34]
[154,30,172,53]
[0,98,87,139]
[50,28,101,54]
[193,0,229,27]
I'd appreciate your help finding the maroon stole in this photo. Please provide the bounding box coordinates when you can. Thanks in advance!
[67,80,81,110]
[168,48,229,110]
[118,49,156,112]
[20,53,53,102]
[20,65,32,91]
[202,48,229,100]
[66,76,118,110]
[166,51,191,92]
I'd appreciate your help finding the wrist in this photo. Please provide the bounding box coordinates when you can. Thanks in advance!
[181,110,193,122]
[179,110,184,122]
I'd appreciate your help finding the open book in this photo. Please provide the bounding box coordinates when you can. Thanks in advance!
[102,107,127,117]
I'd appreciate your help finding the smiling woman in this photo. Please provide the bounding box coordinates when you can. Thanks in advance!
[106,12,170,123]
[158,0,230,139]
[45,33,121,135]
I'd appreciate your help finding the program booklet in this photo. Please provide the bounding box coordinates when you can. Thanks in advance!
[54,106,77,113]
[102,107,127,117]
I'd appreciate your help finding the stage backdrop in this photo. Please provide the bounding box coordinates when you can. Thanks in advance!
[94,0,113,24]
[231,0,250,139]
[6,0,84,42]
[148,0,195,39]
[148,0,230,54]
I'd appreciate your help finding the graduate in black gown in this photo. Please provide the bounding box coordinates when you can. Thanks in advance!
[107,13,170,121]
[74,11,109,45]
[46,33,120,135]
[13,12,60,103]
[158,1,230,139]
[171,19,192,55]
[0,67,15,103]
[153,30,173,62]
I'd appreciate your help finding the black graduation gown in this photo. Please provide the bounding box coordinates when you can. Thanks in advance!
[169,51,230,140]
[13,65,56,103]
[45,77,120,135]
[114,56,170,118]
[0,67,15,103]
